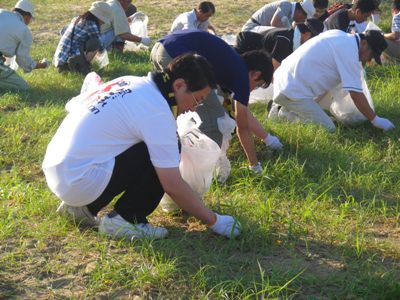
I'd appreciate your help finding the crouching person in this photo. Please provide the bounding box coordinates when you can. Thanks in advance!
[53,2,112,75]
[42,54,241,240]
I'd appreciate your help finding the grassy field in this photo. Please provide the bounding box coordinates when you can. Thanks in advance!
[1,0,399,298]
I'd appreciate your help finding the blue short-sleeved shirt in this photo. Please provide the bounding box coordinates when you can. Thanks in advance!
[158,30,250,106]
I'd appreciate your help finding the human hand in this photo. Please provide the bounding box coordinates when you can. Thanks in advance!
[249,162,262,174]
[264,134,283,150]
[371,116,395,131]
[140,37,152,46]
[210,213,241,238]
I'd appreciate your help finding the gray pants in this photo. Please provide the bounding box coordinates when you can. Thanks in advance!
[273,92,336,132]
[0,59,28,90]
[384,39,400,62]
[150,42,226,146]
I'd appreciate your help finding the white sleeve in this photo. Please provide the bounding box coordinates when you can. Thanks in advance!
[170,13,194,32]
[15,28,36,72]
[138,113,180,168]
[334,51,363,93]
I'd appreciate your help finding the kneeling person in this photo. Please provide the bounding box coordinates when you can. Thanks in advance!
[272,30,395,132]
[42,54,240,240]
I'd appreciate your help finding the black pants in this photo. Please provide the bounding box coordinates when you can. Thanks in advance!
[87,142,164,224]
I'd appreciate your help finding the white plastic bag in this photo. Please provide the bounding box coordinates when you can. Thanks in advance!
[93,50,109,69]
[213,112,235,183]
[249,84,274,104]
[221,34,237,46]
[66,72,104,112]
[160,125,221,212]
[329,76,374,126]
[125,12,149,51]
[80,71,104,94]
[4,56,18,70]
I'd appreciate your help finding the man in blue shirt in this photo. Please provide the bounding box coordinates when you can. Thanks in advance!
[150,30,281,173]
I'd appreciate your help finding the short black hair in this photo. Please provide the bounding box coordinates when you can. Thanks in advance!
[313,0,328,9]
[295,2,306,14]
[13,8,32,18]
[198,1,215,14]
[393,0,400,11]
[167,53,216,91]
[353,0,379,13]
[241,50,273,88]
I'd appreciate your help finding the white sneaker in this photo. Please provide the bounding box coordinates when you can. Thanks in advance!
[57,202,98,227]
[98,213,168,240]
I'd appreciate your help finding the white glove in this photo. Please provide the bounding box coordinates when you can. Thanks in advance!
[210,213,241,238]
[264,134,283,150]
[140,37,152,46]
[40,58,50,68]
[371,116,395,131]
[249,162,262,174]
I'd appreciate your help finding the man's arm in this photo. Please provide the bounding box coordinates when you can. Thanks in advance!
[234,101,259,166]
[155,167,216,225]
[350,91,395,131]
[118,32,143,43]
[384,31,400,41]
[349,91,375,121]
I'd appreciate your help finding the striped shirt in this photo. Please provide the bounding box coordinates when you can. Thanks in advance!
[392,12,400,35]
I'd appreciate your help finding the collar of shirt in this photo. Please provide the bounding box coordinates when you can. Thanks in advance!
[13,11,25,23]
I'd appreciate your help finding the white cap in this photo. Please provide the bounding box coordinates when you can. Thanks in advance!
[301,0,316,19]
[15,0,34,17]
[89,1,112,25]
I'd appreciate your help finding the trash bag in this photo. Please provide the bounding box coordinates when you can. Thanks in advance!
[66,72,104,112]
[4,56,18,70]
[221,34,237,46]
[93,50,109,69]
[125,12,149,51]
[160,117,221,213]
[329,75,374,126]
[80,71,104,94]
[214,112,235,183]
[249,84,274,104]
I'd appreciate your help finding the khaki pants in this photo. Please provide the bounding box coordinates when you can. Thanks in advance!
[384,40,400,62]
[150,42,226,146]
[273,92,336,132]
[0,60,28,90]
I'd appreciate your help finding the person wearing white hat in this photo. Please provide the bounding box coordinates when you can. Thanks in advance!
[241,0,316,34]
[53,1,112,75]
[99,0,152,52]
[0,0,49,90]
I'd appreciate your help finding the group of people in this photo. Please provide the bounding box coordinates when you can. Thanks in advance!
[0,0,398,240]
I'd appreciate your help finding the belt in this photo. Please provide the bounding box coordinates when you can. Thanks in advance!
[250,18,261,25]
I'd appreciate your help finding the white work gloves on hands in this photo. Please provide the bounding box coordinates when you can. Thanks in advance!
[210,213,241,238]
[264,134,283,150]
[140,37,152,46]
[371,116,395,131]
[40,58,50,68]
[249,162,263,174]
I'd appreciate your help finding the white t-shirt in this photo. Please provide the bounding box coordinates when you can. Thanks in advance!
[170,9,209,33]
[42,74,180,206]
[274,30,363,100]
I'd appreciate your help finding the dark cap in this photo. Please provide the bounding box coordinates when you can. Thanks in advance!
[304,18,324,36]
[362,30,388,65]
